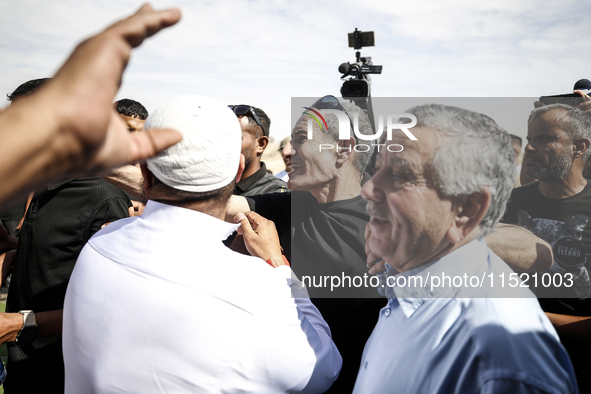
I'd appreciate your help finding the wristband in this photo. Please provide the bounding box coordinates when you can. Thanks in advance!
[265,255,290,268]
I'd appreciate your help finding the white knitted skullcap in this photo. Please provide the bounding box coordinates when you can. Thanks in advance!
[146,95,241,192]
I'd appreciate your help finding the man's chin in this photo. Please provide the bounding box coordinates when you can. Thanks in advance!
[289,178,304,191]
[368,237,393,263]
[524,166,540,180]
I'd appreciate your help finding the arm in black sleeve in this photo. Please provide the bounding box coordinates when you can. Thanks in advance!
[248,192,291,262]
[84,196,131,241]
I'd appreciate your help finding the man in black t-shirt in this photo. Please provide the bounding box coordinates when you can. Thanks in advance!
[503,182,591,299]
[3,178,131,393]
[502,103,591,388]
[230,97,381,393]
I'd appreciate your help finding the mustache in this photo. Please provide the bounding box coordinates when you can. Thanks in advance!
[366,201,389,219]
[526,152,545,162]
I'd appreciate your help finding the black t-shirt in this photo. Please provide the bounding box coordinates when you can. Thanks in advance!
[0,197,27,236]
[247,191,291,260]
[503,180,591,391]
[5,177,131,394]
[503,181,591,313]
[249,190,377,297]
[248,191,385,393]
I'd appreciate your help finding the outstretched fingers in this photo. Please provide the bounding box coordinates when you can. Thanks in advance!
[108,4,182,48]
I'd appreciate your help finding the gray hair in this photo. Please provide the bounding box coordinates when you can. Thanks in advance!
[529,103,591,162]
[407,104,515,237]
[317,100,375,174]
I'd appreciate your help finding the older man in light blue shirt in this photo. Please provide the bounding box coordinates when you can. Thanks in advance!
[355,104,578,393]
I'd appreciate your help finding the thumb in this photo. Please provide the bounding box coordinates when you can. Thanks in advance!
[235,212,254,237]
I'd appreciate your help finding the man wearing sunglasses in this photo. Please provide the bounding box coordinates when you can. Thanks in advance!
[229,105,287,197]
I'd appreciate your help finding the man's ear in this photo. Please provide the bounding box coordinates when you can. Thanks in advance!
[256,136,269,156]
[336,137,355,167]
[447,189,491,244]
[140,163,154,199]
[573,137,590,159]
[236,154,246,183]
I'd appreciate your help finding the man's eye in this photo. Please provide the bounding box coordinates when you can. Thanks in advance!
[390,171,413,185]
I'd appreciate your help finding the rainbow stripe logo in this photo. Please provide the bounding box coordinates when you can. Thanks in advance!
[302,107,328,132]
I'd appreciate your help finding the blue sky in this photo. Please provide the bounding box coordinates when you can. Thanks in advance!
[1,0,590,141]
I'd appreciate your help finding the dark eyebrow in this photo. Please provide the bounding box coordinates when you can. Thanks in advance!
[387,156,413,173]
[292,128,307,138]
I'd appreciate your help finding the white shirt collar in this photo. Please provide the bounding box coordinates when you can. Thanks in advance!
[142,200,240,241]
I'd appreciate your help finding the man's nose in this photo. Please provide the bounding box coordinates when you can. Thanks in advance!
[285,141,294,156]
[361,173,385,203]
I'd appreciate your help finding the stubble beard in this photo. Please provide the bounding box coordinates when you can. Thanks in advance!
[526,150,573,181]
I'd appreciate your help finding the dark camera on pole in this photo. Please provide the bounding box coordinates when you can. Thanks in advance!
[339,62,382,78]
[338,28,382,175]
[339,28,382,98]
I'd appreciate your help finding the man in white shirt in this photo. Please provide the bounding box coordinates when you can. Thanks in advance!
[62,95,341,393]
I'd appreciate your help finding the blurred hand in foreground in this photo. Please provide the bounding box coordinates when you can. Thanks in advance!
[0,4,182,210]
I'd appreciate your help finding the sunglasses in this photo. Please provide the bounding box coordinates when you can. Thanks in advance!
[307,95,355,133]
[229,105,268,137]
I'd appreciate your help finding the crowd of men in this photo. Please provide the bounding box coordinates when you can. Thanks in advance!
[1,4,591,394]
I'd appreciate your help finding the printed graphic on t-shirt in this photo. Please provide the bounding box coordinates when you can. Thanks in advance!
[518,210,590,298]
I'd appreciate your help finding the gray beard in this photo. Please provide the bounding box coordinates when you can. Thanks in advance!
[526,150,572,181]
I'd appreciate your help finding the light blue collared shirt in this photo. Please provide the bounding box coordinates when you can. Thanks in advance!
[353,238,578,394]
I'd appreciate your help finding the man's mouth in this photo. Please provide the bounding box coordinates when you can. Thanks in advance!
[526,153,543,163]
[370,216,390,226]
[369,215,392,236]
[366,202,390,225]
[290,163,301,173]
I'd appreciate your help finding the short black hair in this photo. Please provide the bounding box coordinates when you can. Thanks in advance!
[244,107,271,138]
[7,78,50,101]
[115,98,149,120]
